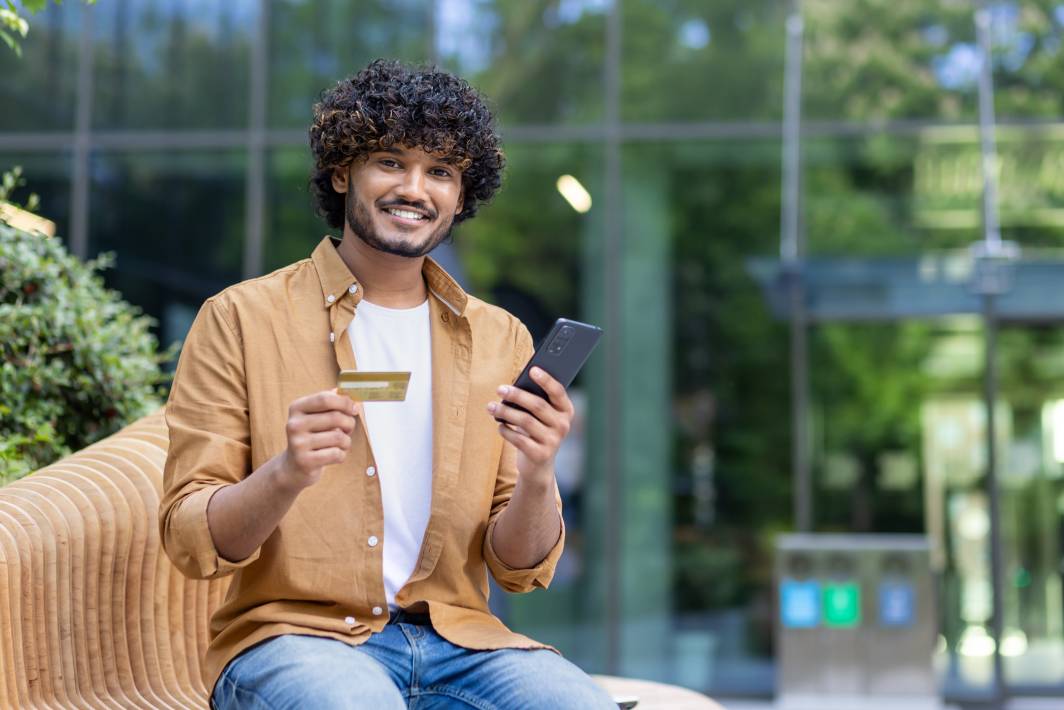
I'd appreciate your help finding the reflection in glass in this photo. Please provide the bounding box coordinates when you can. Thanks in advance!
[264,146,324,272]
[437,0,605,125]
[92,0,255,129]
[88,150,246,344]
[621,0,785,123]
[801,0,977,121]
[620,141,786,694]
[0,2,81,131]
[268,0,431,129]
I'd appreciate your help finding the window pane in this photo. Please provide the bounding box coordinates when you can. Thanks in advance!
[997,322,1064,690]
[621,0,785,123]
[267,0,432,130]
[0,2,82,131]
[92,0,255,129]
[88,150,246,345]
[437,0,606,126]
[609,140,785,695]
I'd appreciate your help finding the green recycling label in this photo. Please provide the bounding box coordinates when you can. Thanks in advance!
[822,582,861,628]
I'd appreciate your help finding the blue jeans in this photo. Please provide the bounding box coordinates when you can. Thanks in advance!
[211,619,616,709]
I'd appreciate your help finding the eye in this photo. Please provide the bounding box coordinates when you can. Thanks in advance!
[431,167,454,178]
[379,158,400,168]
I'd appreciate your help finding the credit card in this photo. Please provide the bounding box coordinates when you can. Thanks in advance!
[338,370,411,401]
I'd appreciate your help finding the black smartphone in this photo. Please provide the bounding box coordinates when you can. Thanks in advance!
[496,318,603,421]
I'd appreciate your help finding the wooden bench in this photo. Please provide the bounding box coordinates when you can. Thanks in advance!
[0,410,721,709]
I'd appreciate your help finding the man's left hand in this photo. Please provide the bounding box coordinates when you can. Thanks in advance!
[487,367,574,482]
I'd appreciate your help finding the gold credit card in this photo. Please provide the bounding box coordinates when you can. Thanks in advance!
[338,370,411,401]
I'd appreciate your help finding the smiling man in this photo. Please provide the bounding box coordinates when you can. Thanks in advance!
[159,60,615,709]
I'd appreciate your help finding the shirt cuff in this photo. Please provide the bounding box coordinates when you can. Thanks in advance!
[483,511,565,593]
[170,483,262,579]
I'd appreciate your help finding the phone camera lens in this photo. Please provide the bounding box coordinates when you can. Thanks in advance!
[560,326,575,337]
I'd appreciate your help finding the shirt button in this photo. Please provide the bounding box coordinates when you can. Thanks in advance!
[366,466,376,477]
[368,535,379,547]
[372,606,383,616]
[441,311,449,323]
[326,294,336,304]
[329,332,335,343]
[344,616,356,625]
[349,284,358,294]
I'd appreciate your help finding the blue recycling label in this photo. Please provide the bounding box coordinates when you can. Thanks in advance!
[879,581,915,627]
[780,579,820,628]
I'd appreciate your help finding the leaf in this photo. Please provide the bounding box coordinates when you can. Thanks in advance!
[0,30,19,58]
[0,8,28,36]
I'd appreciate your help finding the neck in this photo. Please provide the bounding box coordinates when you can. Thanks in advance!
[335,229,429,309]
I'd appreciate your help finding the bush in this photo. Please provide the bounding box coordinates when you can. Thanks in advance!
[0,218,171,483]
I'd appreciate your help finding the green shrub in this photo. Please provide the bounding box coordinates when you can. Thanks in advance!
[0,218,171,483]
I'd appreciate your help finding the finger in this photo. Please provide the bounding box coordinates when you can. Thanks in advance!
[301,410,357,434]
[497,422,548,462]
[304,429,351,451]
[302,447,348,468]
[528,367,574,416]
[496,384,557,426]
[488,400,550,442]
[293,389,357,416]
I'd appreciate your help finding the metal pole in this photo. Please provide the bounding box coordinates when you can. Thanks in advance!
[603,0,623,677]
[243,0,268,279]
[781,0,811,532]
[70,2,95,259]
[974,4,1007,704]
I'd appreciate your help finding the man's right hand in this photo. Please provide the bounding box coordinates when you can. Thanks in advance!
[277,389,358,492]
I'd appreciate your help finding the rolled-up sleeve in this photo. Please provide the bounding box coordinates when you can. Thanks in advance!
[482,323,566,593]
[159,296,261,580]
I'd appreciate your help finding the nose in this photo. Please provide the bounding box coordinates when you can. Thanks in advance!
[395,166,429,204]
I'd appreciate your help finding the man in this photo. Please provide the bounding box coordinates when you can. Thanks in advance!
[160,59,615,709]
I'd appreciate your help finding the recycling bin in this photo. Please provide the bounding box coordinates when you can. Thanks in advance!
[775,534,940,709]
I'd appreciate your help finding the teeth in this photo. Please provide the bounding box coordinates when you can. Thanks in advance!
[387,208,425,220]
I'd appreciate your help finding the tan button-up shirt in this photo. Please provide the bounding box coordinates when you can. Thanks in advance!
[159,236,564,691]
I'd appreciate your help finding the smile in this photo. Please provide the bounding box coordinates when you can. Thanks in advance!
[383,207,430,223]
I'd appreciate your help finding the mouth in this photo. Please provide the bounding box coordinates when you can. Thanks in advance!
[380,205,433,226]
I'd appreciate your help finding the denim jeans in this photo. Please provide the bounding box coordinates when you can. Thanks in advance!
[211,617,616,709]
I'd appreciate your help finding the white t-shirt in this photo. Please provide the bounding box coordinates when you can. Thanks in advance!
[347,298,433,607]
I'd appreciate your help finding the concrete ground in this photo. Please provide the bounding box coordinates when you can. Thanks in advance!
[717,700,1061,710]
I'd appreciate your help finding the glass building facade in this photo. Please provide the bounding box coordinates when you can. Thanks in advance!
[7,0,1064,703]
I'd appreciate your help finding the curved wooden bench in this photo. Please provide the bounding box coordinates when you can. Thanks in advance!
[0,411,226,708]
[0,410,721,709]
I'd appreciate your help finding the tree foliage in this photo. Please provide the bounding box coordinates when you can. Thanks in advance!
[0,220,171,483]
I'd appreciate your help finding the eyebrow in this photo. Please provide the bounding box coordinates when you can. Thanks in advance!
[377,146,458,167]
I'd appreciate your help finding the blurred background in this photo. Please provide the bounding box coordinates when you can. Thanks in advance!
[7,0,1064,705]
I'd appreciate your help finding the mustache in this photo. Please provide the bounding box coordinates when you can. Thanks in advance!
[377,199,437,220]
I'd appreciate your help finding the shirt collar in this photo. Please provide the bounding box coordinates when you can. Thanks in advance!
[311,235,469,316]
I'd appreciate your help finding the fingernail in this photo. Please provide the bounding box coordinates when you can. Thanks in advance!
[487,402,496,413]
[531,367,542,378]
[497,385,509,396]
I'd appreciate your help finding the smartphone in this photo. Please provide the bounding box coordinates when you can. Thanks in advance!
[496,318,603,420]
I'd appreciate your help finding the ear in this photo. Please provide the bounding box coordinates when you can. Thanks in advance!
[455,188,464,216]
[331,165,349,194]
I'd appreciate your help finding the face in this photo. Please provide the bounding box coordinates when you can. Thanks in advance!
[334,145,464,258]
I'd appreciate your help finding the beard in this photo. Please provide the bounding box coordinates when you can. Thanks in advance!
[345,189,455,258]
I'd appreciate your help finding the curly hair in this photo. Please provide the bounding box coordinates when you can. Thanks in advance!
[309,59,505,229]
